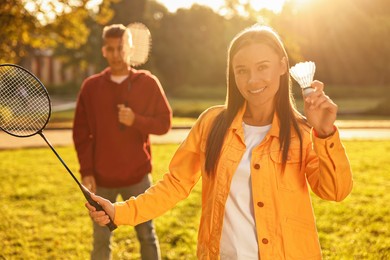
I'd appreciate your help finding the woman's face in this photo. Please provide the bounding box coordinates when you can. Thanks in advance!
[232,43,286,110]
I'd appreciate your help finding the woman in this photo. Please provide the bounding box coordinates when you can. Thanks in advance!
[86,25,353,259]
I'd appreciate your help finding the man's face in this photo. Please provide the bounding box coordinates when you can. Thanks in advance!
[101,37,128,74]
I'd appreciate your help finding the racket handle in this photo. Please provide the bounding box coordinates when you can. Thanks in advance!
[80,185,117,232]
[119,101,128,131]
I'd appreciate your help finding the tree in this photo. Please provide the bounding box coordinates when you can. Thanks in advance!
[149,4,254,92]
[108,0,147,25]
[0,0,39,64]
[274,0,390,86]
[0,0,102,65]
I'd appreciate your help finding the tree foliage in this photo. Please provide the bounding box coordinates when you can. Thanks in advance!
[0,0,40,64]
[0,0,95,64]
[147,5,248,90]
[146,0,389,91]
[275,0,390,86]
[1,0,389,93]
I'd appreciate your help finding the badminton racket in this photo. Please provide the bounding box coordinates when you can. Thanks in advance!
[119,22,152,130]
[123,22,152,67]
[0,63,117,232]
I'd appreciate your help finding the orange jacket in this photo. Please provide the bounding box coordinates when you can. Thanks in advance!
[114,104,353,259]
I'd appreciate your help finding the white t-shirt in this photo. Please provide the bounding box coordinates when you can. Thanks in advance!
[220,122,271,260]
[111,75,128,84]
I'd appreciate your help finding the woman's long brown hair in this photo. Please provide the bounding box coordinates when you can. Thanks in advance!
[205,25,305,176]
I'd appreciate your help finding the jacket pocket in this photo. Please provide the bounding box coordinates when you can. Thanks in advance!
[270,148,305,191]
[281,217,322,259]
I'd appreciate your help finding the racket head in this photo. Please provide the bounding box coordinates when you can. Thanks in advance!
[123,22,152,67]
[0,64,51,137]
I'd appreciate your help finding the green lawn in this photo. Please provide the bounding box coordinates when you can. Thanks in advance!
[0,141,389,259]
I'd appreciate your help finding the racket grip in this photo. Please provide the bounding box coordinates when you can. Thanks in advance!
[80,185,117,232]
[119,102,128,131]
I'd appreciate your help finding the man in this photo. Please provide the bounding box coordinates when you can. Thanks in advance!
[73,24,171,260]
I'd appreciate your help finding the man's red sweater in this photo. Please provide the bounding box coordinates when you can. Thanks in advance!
[73,67,172,188]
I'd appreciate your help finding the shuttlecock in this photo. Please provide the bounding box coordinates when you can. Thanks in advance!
[290,61,316,96]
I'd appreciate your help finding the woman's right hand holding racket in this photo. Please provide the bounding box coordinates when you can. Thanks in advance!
[86,193,116,227]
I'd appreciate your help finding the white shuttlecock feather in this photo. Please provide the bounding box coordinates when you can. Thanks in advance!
[290,61,316,96]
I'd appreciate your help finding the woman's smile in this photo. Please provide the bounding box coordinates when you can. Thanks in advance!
[248,86,267,94]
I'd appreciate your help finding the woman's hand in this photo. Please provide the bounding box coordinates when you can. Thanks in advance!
[85,193,115,226]
[304,80,337,138]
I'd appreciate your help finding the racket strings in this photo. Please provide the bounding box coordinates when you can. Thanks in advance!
[0,66,50,136]
[131,27,150,61]
[125,23,151,67]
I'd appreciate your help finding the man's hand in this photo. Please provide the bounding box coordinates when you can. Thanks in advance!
[118,104,135,127]
[82,176,96,193]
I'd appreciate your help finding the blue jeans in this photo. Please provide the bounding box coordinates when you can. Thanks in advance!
[91,174,161,260]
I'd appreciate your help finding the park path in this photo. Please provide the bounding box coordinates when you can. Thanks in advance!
[0,128,190,150]
[1,98,389,150]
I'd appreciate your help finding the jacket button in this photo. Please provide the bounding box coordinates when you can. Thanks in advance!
[330,143,334,148]
[254,164,260,169]
[257,202,264,207]
[262,238,269,244]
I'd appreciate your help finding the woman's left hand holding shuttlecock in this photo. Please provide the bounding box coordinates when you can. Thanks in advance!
[303,80,337,138]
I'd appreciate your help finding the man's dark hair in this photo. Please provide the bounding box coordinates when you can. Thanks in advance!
[102,24,127,41]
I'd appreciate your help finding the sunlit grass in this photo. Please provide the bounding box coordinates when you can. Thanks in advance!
[1,141,389,259]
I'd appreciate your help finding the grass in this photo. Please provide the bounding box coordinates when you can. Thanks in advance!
[313,141,390,259]
[1,141,389,259]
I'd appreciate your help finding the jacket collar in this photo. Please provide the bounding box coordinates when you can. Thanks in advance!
[229,102,295,139]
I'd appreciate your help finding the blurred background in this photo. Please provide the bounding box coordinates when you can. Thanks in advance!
[1,1,390,259]
[0,0,389,120]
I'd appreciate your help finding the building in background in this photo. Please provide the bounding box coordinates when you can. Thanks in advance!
[24,49,95,87]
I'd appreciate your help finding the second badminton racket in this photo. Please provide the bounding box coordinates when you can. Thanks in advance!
[0,63,117,231]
